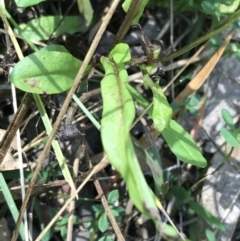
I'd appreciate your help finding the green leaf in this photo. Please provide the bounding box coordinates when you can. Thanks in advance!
[40,44,70,53]
[206,229,216,241]
[133,138,163,194]
[98,236,115,241]
[221,108,235,130]
[15,0,45,7]
[143,73,172,132]
[15,16,82,41]
[77,0,93,31]
[161,223,179,239]
[10,50,90,94]
[189,201,226,231]
[92,204,104,215]
[162,120,207,168]
[109,43,131,63]
[111,206,125,216]
[122,0,149,24]
[221,127,239,147]
[107,190,119,203]
[98,213,109,233]
[100,56,161,228]
[171,186,191,204]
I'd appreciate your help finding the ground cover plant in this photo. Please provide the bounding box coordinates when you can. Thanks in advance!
[0,0,239,240]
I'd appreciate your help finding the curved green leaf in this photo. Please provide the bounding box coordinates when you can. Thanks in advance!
[98,213,109,233]
[109,43,131,63]
[14,16,82,41]
[77,0,93,30]
[221,127,239,147]
[10,50,90,94]
[15,0,45,7]
[143,73,172,132]
[100,56,161,227]
[189,201,226,231]
[162,120,207,168]
[221,108,235,130]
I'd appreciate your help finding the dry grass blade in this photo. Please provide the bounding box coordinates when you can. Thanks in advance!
[172,30,235,117]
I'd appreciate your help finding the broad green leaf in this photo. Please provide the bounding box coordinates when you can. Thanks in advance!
[221,127,239,147]
[206,229,216,241]
[77,0,93,31]
[143,73,172,132]
[100,56,161,229]
[15,0,45,7]
[107,190,119,203]
[14,16,82,41]
[10,50,90,94]
[189,201,226,231]
[109,43,131,63]
[162,120,207,168]
[221,108,235,130]
[98,213,109,233]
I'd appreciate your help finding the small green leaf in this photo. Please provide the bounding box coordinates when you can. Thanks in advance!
[171,186,191,204]
[161,223,179,239]
[98,236,115,241]
[206,229,216,241]
[171,102,182,110]
[162,120,207,168]
[111,206,125,216]
[98,213,109,233]
[77,0,93,31]
[92,204,104,215]
[221,127,239,147]
[60,226,67,240]
[107,190,119,203]
[221,108,235,130]
[15,0,45,7]
[122,0,149,24]
[109,43,131,63]
[189,94,200,106]
[15,16,82,41]
[189,201,226,231]
[10,51,90,94]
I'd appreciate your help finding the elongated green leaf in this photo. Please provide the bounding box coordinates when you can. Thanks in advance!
[14,16,82,41]
[10,50,90,94]
[100,56,161,227]
[127,84,207,168]
[221,127,239,147]
[221,108,235,130]
[143,73,172,132]
[206,229,216,241]
[122,0,149,23]
[162,120,207,167]
[189,201,226,231]
[133,138,163,194]
[15,0,45,7]
[77,0,93,31]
